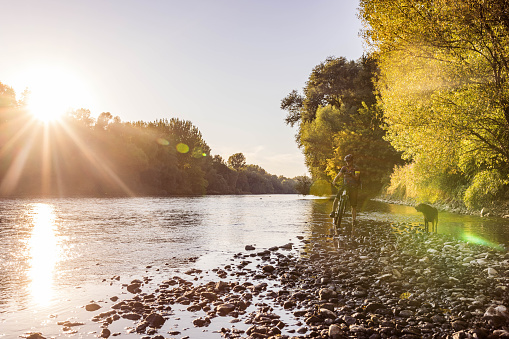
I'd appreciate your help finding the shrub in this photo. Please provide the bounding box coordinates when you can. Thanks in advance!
[464,170,504,210]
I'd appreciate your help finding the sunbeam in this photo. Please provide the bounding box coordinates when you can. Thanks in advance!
[56,119,136,196]
[0,130,37,195]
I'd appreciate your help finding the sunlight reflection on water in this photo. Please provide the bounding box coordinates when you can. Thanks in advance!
[27,203,60,306]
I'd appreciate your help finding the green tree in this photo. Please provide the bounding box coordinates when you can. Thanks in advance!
[359,0,509,206]
[165,118,210,194]
[228,153,246,170]
[294,175,312,195]
[282,56,401,194]
[0,80,300,197]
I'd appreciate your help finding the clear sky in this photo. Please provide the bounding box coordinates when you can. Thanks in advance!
[1,0,364,178]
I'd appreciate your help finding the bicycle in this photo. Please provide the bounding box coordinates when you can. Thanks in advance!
[332,187,352,236]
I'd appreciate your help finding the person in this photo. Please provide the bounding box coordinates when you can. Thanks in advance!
[330,154,361,226]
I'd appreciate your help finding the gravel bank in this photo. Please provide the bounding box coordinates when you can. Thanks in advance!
[25,220,509,339]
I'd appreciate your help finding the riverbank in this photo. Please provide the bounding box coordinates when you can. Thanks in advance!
[374,196,509,219]
[23,219,509,339]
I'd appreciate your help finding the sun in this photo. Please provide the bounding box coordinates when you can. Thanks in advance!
[21,66,94,123]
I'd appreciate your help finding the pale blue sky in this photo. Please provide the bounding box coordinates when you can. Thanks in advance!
[1,0,364,177]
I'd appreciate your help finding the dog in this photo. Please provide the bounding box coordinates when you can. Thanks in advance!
[415,203,438,233]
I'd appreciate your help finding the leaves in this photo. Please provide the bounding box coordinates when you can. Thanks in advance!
[281,56,402,195]
[360,0,509,207]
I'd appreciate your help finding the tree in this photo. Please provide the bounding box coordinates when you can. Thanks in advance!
[294,175,312,195]
[281,56,401,194]
[228,153,246,170]
[359,0,509,205]
[95,112,113,130]
[0,80,300,197]
[165,118,210,194]
[0,82,21,124]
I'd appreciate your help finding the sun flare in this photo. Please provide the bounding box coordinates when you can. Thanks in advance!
[21,66,94,123]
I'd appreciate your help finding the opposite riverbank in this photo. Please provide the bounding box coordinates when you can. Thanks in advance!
[23,219,509,339]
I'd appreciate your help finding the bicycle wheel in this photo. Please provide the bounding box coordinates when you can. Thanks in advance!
[343,195,352,235]
[331,200,340,236]
[332,206,340,236]
[338,196,346,227]
[335,195,346,232]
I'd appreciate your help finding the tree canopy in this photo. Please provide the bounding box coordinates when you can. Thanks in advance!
[359,0,509,207]
[0,83,300,197]
[281,56,402,196]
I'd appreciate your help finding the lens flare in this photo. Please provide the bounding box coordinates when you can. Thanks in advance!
[309,180,332,196]
[176,143,189,153]
[156,138,169,146]
[461,233,505,250]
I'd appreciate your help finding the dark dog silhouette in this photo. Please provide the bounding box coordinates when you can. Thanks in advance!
[415,203,438,233]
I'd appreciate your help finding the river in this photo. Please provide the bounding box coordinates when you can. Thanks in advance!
[0,195,508,338]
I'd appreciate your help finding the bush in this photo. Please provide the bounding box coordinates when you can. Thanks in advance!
[464,170,504,210]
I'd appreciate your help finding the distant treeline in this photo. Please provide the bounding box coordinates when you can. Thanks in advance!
[0,82,310,197]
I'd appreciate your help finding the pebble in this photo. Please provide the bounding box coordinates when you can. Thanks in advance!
[30,219,509,338]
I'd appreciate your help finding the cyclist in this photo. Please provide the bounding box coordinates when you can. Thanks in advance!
[329,154,361,226]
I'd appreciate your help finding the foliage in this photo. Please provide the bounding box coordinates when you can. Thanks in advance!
[359,0,509,208]
[228,153,247,170]
[294,175,313,195]
[281,56,402,195]
[464,170,505,210]
[0,83,299,197]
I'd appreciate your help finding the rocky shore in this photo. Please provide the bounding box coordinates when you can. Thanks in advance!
[25,220,509,339]
[374,197,509,219]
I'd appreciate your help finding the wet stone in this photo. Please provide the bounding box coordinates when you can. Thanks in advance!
[59,222,509,339]
[99,328,111,338]
[122,313,142,321]
[85,303,101,312]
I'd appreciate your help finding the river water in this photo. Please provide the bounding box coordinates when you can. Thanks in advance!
[0,195,508,338]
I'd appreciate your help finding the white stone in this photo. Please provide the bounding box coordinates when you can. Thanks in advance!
[487,267,498,277]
